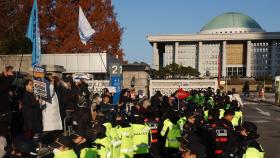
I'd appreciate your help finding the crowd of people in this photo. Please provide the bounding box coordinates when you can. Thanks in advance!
[0,65,265,158]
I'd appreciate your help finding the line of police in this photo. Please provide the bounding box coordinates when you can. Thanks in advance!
[50,88,264,158]
[0,66,264,158]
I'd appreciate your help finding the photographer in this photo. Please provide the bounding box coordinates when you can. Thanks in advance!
[97,95,115,123]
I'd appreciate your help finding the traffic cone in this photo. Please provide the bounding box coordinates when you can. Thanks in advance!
[259,88,265,100]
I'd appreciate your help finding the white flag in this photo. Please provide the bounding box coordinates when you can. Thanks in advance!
[78,6,95,45]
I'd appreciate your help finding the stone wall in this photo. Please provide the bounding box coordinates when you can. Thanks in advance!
[0,55,32,74]
[122,71,149,96]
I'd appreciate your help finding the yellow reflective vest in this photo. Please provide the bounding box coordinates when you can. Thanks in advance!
[109,126,121,158]
[103,122,113,136]
[131,123,150,154]
[54,149,77,158]
[204,110,209,122]
[219,109,225,119]
[80,148,98,158]
[243,147,264,158]
[103,122,121,158]
[232,111,243,127]
[95,137,111,158]
[160,119,181,148]
[177,117,186,132]
[116,126,134,158]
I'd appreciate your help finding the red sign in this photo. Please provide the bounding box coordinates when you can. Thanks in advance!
[177,88,190,99]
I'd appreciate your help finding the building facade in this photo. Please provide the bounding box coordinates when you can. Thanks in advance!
[0,53,119,79]
[147,12,280,77]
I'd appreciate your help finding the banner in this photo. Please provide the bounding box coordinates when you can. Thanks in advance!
[33,65,48,99]
[78,6,95,45]
[26,0,41,66]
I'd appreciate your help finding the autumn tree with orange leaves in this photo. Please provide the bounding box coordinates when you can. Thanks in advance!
[0,0,124,60]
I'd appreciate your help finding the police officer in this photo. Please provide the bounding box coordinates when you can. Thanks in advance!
[231,100,243,128]
[92,124,111,158]
[72,130,90,157]
[178,136,202,158]
[160,111,181,158]
[115,113,134,158]
[211,109,237,157]
[131,115,151,158]
[103,121,121,158]
[182,111,207,158]
[49,135,77,158]
[236,121,264,158]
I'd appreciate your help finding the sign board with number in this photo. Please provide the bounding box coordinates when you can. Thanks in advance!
[109,63,123,104]
[110,63,122,76]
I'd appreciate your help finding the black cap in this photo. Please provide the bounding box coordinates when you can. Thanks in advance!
[12,136,37,155]
[224,109,235,116]
[63,77,73,83]
[71,130,87,139]
[186,111,196,118]
[49,136,74,149]
[242,121,257,134]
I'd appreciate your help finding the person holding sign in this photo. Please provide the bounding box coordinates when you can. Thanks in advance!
[21,79,42,139]
[41,75,63,139]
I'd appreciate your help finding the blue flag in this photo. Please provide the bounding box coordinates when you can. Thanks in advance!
[26,0,41,66]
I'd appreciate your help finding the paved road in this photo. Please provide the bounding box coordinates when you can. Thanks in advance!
[242,100,280,158]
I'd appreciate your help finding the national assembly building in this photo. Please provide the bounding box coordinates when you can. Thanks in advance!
[147,12,280,77]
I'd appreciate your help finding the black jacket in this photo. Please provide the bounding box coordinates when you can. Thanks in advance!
[0,74,14,113]
[54,84,66,120]
[21,91,42,132]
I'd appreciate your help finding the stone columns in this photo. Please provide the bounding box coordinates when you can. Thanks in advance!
[246,41,252,77]
[174,42,179,63]
[153,42,159,70]
[198,42,203,75]
[222,41,227,77]
[271,41,277,76]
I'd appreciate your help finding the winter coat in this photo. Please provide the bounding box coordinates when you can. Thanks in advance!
[0,74,14,113]
[232,93,244,107]
[21,91,42,132]
[55,84,66,121]
[42,84,63,132]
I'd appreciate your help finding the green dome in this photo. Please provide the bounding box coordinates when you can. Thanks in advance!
[200,12,264,32]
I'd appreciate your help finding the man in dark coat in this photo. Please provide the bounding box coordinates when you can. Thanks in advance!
[0,65,14,139]
[72,79,91,131]
[21,79,42,139]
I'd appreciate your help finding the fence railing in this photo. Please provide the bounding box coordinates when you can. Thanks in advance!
[149,79,218,97]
